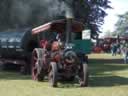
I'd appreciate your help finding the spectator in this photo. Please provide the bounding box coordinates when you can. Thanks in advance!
[121,41,128,64]
[116,42,121,54]
[111,42,117,56]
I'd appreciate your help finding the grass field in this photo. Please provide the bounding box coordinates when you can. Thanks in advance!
[0,53,128,96]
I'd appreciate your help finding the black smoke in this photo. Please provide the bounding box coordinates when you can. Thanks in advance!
[0,0,73,30]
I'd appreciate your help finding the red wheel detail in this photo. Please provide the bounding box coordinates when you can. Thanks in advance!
[48,62,58,87]
[31,48,45,81]
[32,50,38,80]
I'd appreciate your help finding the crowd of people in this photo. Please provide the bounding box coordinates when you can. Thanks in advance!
[111,40,128,64]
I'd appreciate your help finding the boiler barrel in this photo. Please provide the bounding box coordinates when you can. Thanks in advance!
[0,29,32,59]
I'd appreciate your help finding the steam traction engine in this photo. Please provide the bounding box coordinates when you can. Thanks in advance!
[31,19,92,87]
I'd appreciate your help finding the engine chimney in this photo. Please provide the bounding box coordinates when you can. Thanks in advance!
[65,8,74,44]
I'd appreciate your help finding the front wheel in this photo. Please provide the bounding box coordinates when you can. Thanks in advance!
[31,48,45,81]
[79,62,89,87]
[48,62,58,87]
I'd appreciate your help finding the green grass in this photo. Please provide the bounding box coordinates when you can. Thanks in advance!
[0,53,128,96]
[89,53,123,59]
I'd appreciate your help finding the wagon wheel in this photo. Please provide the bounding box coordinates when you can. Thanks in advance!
[79,62,89,87]
[48,62,58,87]
[20,54,32,75]
[31,48,45,81]
[0,63,5,71]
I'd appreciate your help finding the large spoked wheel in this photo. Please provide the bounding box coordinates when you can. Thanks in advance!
[31,48,44,81]
[79,62,89,87]
[48,62,58,87]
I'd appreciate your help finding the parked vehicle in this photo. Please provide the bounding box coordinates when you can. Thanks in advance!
[0,28,34,73]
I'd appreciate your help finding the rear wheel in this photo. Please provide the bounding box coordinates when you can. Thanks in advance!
[0,63,4,70]
[31,48,45,81]
[20,58,31,75]
[48,62,58,87]
[79,62,89,87]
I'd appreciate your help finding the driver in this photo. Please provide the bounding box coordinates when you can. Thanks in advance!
[51,33,64,51]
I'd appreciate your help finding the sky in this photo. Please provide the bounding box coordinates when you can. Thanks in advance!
[100,0,128,37]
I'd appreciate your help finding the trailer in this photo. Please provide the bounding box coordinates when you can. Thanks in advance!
[0,28,35,74]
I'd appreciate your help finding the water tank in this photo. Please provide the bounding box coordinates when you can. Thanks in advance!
[0,28,32,59]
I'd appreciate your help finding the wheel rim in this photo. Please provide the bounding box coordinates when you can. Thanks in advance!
[32,50,38,80]
[49,67,56,87]
[48,62,57,87]
[49,70,53,84]
[79,63,88,87]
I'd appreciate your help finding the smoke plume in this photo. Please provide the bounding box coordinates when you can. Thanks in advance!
[3,0,73,29]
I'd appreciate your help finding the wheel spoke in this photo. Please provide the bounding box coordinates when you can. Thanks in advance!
[48,62,58,87]
[32,50,38,80]
[49,70,53,82]
[32,49,45,81]
[79,63,88,87]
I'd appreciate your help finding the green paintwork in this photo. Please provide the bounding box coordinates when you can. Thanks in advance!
[73,39,92,54]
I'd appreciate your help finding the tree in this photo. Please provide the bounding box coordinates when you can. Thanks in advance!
[71,0,111,38]
[0,0,111,38]
[59,0,111,38]
[115,12,128,35]
[103,30,113,37]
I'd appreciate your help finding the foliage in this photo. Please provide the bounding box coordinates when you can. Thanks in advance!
[103,30,113,37]
[71,0,112,38]
[115,12,128,35]
[0,0,111,38]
